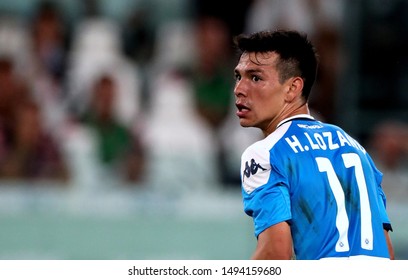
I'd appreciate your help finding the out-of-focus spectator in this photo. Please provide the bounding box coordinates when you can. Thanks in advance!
[144,69,218,193]
[189,16,238,186]
[80,74,146,184]
[370,121,408,169]
[0,100,69,182]
[191,16,233,132]
[65,15,142,130]
[144,19,219,193]
[29,0,69,85]
[25,0,72,138]
[0,57,30,153]
[368,120,408,203]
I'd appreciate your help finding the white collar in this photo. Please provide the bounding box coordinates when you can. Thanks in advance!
[276,114,315,128]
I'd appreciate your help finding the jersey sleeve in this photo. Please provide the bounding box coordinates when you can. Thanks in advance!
[241,143,292,237]
[375,171,392,227]
[367,153,392,228]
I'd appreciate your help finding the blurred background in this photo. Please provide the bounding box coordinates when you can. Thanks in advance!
[0,0,407,259]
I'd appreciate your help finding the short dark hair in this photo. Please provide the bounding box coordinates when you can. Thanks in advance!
[233,30,318,100]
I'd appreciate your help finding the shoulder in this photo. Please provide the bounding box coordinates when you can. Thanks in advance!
[242,121,292,161]
[241,122,292,194]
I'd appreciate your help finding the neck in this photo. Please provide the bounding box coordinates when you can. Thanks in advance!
[263,101,310,137]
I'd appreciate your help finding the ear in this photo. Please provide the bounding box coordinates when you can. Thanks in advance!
[285,77,304,102]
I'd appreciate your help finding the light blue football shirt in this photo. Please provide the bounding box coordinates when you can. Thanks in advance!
[241,114,391,259]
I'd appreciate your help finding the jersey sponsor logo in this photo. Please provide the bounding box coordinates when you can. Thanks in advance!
[243,158,266,179]
[297,124,323,129]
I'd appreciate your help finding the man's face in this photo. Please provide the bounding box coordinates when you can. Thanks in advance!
[234,52,291,133]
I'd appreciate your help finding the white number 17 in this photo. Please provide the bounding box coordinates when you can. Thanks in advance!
[315,153,373,252]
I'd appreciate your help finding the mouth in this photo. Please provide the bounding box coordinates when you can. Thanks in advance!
[236,103,250,117]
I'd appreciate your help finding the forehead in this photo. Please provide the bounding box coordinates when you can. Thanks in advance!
[235,51,279,72]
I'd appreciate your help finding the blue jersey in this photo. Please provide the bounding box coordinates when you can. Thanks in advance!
[241,115,391,260]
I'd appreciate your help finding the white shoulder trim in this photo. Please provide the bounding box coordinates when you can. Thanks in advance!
[241,122,292,194]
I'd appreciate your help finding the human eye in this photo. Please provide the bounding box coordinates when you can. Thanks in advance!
[252,75,261,82]
[234,72,241,82]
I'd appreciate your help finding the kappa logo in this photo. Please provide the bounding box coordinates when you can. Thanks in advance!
[243,158,266,179]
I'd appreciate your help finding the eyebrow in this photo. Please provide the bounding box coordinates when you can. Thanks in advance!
[235,68,264,76]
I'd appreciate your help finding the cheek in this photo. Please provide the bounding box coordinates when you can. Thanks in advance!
[261,90,284,108]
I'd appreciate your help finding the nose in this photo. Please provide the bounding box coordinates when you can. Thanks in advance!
[234,79,246,98]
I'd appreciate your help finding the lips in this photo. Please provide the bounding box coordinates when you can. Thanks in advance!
[236,102,250,117]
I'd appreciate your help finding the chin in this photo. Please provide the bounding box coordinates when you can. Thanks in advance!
[239,120,254,128]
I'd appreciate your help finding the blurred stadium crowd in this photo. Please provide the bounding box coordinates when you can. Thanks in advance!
[0,0,407,201]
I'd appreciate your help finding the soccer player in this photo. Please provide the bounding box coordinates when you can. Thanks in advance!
[233,30,395,260]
